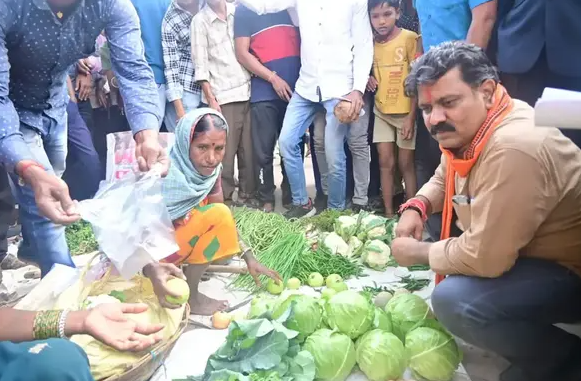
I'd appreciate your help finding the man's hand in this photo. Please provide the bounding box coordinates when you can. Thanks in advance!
[244,253,281,287]
[76,73,93,102]
[395,209,424,240]
[21,165,80,225]
[134,130,170,176]
[80,303,165,352]
[366,76,378,92]
[77,58,93,76]
[391,237,430,267]
[208,98,222,114]
[143,263,186,309]
[270,74,292,102]
[344,90,364,122]
[401,115,415,140]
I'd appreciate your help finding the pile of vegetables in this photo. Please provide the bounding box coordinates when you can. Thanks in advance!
[65,221,99,256]
[195,288,462,381]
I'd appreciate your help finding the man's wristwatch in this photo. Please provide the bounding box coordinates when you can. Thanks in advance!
[398,198,428,222]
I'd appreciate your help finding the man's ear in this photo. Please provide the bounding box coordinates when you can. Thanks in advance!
[480,79,496,108]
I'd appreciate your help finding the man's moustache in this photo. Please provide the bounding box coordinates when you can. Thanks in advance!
[430,123,456,136]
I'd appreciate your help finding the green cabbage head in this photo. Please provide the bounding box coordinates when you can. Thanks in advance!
[385,293,432,340]
[372,307,392,331]
[356,329,407,381]
[271,294,322,337]
[406,327,462,381]
[325,290,374,339]
[303,329,356,381]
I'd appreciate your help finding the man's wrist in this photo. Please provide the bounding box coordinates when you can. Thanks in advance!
[414,241,432,265]
[134,129,157,144]
[17,162,45,186]
[65,310,90,337]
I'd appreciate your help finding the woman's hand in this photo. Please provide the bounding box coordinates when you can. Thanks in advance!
[81,303,165,352]
[244,253,281,287]
[143,263,186,309]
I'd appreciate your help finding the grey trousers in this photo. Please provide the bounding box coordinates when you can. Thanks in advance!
[221,101,255,200]
[313,101,370,206]
[432,258,581,381]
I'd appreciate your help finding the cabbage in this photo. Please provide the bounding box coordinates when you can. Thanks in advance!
[356,329,407,381]
[320,232,351,257]
[334,215,358,241]
[385,293,432,340]
[361,240,391,270]
[303,329,356,381]
[347,236,363,257]
[271,294,322,337]
[372,307,392,331]
[406,327,462,381]
[247,296,275,319]
[325,290,374,339]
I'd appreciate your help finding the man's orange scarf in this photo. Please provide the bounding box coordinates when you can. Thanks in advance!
[435,84,513,282]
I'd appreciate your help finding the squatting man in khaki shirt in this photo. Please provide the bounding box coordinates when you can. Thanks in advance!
[392,41,581,381]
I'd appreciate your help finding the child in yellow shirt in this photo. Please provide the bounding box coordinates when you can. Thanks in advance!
[367,0,422,216]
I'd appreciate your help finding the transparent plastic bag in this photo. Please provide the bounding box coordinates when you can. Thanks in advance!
[78,165,179,279]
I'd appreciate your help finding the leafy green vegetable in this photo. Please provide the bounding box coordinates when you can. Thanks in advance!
[271,295,322,339]
[333,215,359,241]
[372,307,392,331]
[361,240,391,271]
[302,209,354,232]
[385,293,432,341]
[406,327,462,381]
[65,221,98,256]
[108,290,127,303]
[356,329,407,381]
[303,329,356,381]
[325,290,374,339]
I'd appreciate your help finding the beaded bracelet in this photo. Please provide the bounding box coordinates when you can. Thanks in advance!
[58,309,71,340]
[33,310,63,341]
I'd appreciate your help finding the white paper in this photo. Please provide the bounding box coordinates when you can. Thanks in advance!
[534,88,581,129]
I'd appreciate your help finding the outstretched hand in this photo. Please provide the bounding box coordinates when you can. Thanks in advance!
[245,255,281,287]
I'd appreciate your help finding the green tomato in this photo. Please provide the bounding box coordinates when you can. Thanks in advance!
[325,274,343,288]
[287,277,301,290]
[321,288,337,300]
[266,279,284,295]
[329,282,348,293]
[308,272,325,287]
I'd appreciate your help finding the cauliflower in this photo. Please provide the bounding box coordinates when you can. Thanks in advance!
[361,240,391,271]
[333,215,359,241]
[347,236,363,257]
[320,232,352,257]
[359,214,387,241]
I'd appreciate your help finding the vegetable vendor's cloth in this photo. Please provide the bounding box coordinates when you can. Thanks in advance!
[162,201,241,265]
[162,108,227,221]
[417,84,581,278]
[0,339,93,381]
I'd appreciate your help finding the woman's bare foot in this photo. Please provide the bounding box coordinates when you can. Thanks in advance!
[189,292,229,316]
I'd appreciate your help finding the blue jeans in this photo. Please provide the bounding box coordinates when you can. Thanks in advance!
[10,118,74,276]
[0,339,93,381]
[163,90,202,133]
[63,101,101,201]
[432,258,581,381]
[280,93,348,209]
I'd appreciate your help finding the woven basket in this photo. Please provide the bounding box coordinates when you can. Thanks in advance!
[102,303,190,381]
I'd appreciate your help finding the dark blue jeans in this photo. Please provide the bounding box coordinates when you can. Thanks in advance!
[63,101,101,201]
[432,258,581,381]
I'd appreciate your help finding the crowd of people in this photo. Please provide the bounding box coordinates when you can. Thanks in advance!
[1,0,581,380]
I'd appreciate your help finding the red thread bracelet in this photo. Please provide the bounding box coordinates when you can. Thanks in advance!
[18,162,44,186]
[398,198,428,222]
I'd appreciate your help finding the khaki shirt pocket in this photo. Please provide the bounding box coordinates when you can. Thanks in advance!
[452,196,472,231]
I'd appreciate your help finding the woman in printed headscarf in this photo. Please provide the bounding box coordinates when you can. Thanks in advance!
[161,108,280,315]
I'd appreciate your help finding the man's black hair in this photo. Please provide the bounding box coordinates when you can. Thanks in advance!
[368,0,401,13]
[404,41,500,98]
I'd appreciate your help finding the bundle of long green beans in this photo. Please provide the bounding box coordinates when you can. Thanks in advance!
[293,246,365,284]
[231,232,308,291]
[233,208,303,253]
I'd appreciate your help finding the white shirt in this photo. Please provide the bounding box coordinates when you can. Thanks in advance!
[238,0,373,102]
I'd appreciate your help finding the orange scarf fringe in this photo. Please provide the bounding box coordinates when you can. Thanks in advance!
[436,84,514,283]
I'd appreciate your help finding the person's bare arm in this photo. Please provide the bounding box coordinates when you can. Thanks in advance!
[0,308,87,343]
[466,0,497,49]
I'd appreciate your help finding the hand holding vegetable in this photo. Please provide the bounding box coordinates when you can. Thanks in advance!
[395,209,424,240]
[80,303,165,352]
[390,237,430,267]
[143,262,186,309]
[244,252,281,287]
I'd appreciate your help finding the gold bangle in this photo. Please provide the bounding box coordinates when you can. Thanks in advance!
[33,310,63,341]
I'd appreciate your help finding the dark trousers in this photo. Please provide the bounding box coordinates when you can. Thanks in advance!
[432,258,581,381]
[0,168,15,263]
[62,101,101,201]
[501,48,581,148]
[91,106,130,180]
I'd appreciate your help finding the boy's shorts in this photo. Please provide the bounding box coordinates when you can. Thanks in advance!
[373,109,416,150]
